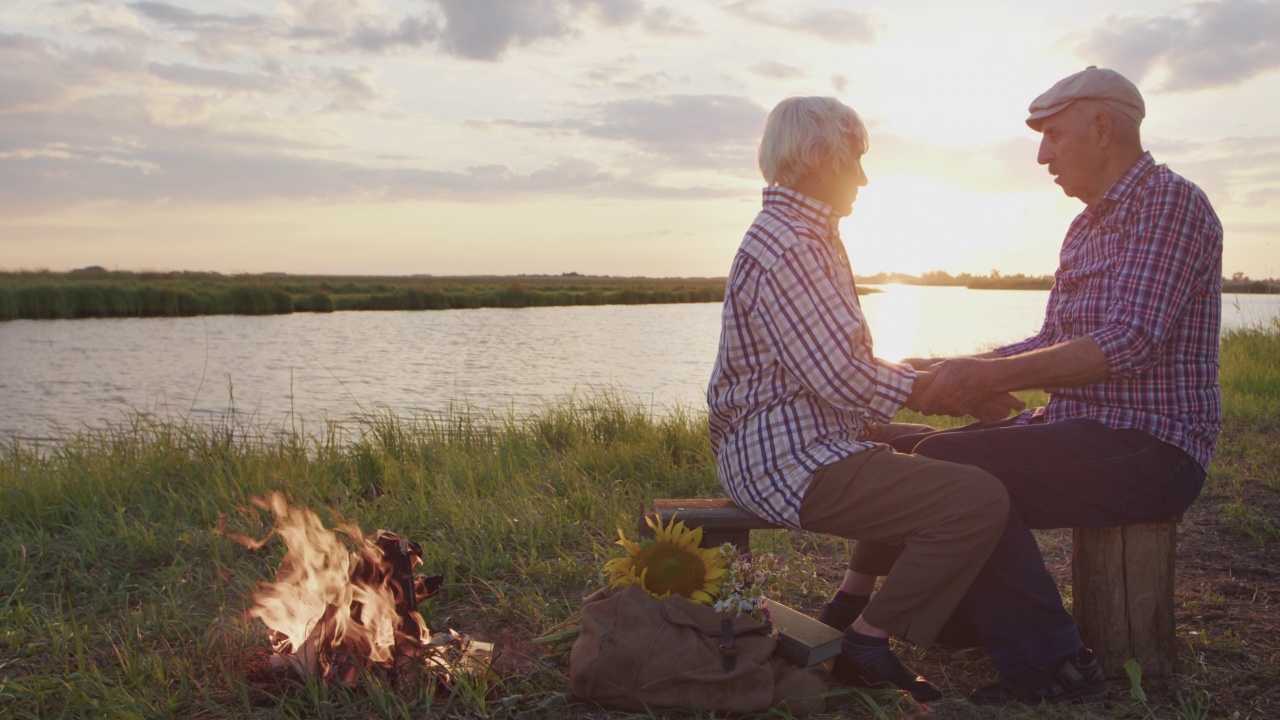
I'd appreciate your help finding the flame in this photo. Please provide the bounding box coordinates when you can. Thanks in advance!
[237,492,433,680]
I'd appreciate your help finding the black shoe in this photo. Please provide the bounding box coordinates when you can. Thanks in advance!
[817,594,869,631]
[831,648,943,702]
[969,648,1108,705]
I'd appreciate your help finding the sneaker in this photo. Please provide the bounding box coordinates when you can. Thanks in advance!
[969,648,1108,705]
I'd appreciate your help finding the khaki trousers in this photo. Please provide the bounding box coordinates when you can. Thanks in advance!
[797,446,1008,646]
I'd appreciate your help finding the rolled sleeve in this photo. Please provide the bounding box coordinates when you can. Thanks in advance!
[758,244,916,418]
[996,334,1048,358]
[1089,182,1220,378]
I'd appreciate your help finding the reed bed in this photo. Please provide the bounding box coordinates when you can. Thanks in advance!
[0,271,726,321]
[0,324,1277,719]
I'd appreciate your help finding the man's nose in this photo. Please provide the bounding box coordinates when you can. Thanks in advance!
[1037,137,1052,165]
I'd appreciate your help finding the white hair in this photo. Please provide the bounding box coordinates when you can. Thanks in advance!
[758,97,868,188]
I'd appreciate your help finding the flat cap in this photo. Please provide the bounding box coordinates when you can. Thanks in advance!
[1026,66,1144,130]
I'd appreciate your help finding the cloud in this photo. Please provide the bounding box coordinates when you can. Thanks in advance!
[129,0,282,60]
[578,57,680,92]
[427,0,587,60]
[0,33,149,112]
[726,0,876,44]
[1245,187,1280,208]
[0,35,69,111]
[425,0,689,61]
[1150,134,1280,207]
[0,141,731,212]
[279,0,438,52]
[319,66,381,112]
[124,0,670,62]
[1076,0,1280,91]
[148,61,283,92]
[346,15,439,52]
[130,1,262,28]
[476,94,767,171]
[748,61,805,80]
[72,3,153,41]
[642,6,701,37]
[0,84,738,215]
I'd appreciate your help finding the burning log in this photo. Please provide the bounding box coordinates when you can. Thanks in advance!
[223,493,488,689]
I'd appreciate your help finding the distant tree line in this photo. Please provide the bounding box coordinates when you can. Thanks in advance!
[3,267,1272,322]
[0,269,726,322]
[857,270,1278,294]
[855,270,1056,290]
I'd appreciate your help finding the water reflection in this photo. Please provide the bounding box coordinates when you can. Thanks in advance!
[0,287,1275,441]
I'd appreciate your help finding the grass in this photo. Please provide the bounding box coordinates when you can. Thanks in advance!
[0,270,729,321]
[1,325,1277,718]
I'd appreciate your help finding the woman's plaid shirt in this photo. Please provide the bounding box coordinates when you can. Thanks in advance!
[999,152,1223,470]
[707,187,916,529]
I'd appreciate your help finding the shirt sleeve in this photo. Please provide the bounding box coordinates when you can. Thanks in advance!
[1088,181,1222,378]
[996,327,1050,357]
[754,241,916,422]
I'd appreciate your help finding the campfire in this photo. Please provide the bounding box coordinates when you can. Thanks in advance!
[222,492,490,687]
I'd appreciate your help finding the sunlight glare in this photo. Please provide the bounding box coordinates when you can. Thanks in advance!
[861,283,921,363]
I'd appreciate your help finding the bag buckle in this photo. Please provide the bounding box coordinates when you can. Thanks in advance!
[718,617,738,671]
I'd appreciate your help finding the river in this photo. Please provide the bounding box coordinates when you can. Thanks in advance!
[1,285,1276,441]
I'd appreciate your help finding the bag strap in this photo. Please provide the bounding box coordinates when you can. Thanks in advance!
[659,604,773,671]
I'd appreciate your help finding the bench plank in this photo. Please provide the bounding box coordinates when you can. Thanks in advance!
[642,498,782,550]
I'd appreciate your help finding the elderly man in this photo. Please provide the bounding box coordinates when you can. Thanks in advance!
[836,67,1223,704]
[707,96,1018,702]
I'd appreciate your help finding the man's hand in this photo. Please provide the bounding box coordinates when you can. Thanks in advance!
[902,357,943,371]
[909,357,1012,418]
[969,392,1026,422]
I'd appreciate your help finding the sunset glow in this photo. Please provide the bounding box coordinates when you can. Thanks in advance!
[2,0,1277,279]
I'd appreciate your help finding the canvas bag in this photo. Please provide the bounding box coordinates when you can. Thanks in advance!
[569,585,826,714]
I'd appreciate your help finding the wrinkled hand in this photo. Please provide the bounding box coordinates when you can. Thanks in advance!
[910,357,1024,419]
[969,392,1026,422]
[902,357,943,371]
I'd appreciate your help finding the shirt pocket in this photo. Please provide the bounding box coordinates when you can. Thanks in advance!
[1058,257,1113,333]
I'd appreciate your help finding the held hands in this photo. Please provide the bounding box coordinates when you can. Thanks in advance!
[906,357,1026,421]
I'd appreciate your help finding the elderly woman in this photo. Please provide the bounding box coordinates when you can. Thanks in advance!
[706,96,1015,701]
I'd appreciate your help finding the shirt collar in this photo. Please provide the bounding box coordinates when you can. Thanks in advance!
[762,186,841,238]
[1096,151,1156,209]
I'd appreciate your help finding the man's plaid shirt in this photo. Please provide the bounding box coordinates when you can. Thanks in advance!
[1000,152,1223,470]
[707,187,916,529]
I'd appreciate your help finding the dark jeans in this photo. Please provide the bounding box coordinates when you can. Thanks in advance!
[882,417,1205,675]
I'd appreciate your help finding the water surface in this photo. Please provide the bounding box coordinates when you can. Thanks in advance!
[2,286,1275,441]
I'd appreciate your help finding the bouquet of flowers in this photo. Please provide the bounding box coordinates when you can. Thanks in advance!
[603,515,786,620]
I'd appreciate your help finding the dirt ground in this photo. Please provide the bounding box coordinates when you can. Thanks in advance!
[240,451,1279,719]
[529,466,1279,719]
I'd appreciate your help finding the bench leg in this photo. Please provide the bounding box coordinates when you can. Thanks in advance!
[1072,520,1178,679]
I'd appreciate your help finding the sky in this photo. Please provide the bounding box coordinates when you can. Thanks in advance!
[2,0,1278,279]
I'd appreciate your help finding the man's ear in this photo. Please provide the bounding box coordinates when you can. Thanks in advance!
[1093,111,1114,149]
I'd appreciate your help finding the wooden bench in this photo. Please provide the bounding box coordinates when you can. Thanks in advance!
[644,498,1181,678]
[1072,518,1180,678]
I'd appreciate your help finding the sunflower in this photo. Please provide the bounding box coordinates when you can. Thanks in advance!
[603,514,728,606]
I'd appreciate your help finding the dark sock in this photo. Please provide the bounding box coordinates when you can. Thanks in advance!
[818,592,869,630]
[832,590,868,607]
[841,628,890,665]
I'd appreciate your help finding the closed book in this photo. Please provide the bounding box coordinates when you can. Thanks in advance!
[767,601,843,667]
